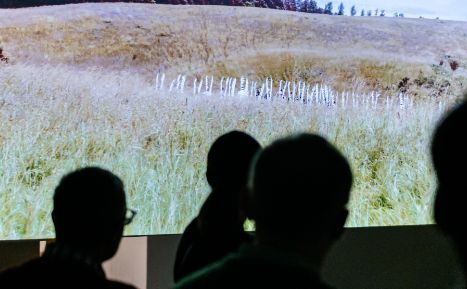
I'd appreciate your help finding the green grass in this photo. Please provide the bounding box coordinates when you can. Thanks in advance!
[0,63,451,239]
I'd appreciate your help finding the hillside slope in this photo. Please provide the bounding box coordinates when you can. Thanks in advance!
[0,3,466,93]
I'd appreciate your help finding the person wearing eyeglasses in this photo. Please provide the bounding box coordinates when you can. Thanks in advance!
[0,167,138,289]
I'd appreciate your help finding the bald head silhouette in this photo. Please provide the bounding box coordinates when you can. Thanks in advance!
[251,133,352,243]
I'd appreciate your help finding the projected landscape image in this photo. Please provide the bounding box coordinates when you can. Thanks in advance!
[0,1,466,239]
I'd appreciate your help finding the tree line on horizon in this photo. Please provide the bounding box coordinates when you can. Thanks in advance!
[296,1,405,17]
[0,0,404,17]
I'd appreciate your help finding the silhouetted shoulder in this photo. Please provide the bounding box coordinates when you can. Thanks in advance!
[0,257,137,289]
[173,245,335,289]
[174,218,200,281]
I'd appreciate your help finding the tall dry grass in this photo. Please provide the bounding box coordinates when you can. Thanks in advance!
[0,63,451,239]
[0,3,465,239]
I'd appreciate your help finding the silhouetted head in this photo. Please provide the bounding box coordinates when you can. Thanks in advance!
[433,101,467,248]
[52,167,128,263]
[199,131,261,232]
[206,131,261,192]
[250,134,352,245]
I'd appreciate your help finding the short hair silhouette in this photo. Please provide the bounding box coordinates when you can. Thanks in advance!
[173,131,261,281]
[201,131,261,224]
[206,131,261,191]
[433,101,467,243]
[0,167,137,289]
[251,133,352,239]
[52,167,127,262]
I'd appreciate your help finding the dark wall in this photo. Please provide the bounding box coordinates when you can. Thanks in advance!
[0,241,39,271]
[147,225,464,289]
[148,235,182,289]
[0,225,462,289]
[322,225,463,289]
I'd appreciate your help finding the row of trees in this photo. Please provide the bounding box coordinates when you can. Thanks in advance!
[297,1,404,18]
[290,0,342,14]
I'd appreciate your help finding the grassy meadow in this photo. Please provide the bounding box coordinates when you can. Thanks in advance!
[0,3,466,239]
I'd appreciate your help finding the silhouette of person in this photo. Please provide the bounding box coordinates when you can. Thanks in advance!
[0,167,138,289]
[174,133,353,289]
[173,131,261,282]
[433,101,467,276]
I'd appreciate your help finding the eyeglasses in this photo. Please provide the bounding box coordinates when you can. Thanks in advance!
[124,209,137,226]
